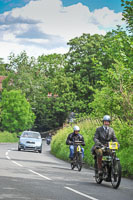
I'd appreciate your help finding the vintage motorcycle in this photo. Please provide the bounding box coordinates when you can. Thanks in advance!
[71,141,83,171]
[94,142,121,189]
[46,136,51,145]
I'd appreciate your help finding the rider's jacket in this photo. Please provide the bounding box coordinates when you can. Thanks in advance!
[94,126,118,146]
[66,132,85,146]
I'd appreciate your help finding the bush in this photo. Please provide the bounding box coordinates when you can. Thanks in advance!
[117,147,133,177]
[0,131,19,143]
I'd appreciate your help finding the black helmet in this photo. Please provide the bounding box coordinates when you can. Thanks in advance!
[103,115,111,122]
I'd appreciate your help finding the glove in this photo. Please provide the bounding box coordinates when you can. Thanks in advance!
[96,142,102,146]
[69,142,73,145]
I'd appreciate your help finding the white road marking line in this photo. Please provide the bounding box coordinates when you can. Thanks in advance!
[12,161,23,167]
[65,187,99,200]
[28,169,52,181]
[5,149,51,181]
[6,156,10,160]
[5,152,8,156]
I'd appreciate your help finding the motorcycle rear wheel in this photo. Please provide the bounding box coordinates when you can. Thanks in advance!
[111,161,121,189]
[71,163,75,170]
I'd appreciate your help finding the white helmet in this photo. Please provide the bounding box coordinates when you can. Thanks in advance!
[103,115,111,122]
[73,125,80,131]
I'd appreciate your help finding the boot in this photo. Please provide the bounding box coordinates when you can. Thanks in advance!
[97,156,103,175]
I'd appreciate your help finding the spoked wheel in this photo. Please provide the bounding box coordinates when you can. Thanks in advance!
[95,171,103,184]
[111,161,121,189]
[18,146,21,151]
[71,157,76,170]
[94,160,103,184]
[77,154,83,171]
[71,162,75,170]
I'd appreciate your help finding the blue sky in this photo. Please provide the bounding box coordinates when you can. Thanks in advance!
[0,0,123,14]
[0,0,125,62]
[62,0,123,12]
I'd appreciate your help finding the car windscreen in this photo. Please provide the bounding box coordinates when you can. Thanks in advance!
[22,132,41,139]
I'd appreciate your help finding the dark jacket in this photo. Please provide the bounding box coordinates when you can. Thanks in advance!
[91,126,118,154]
[94,126,118,146]
[66,132,85,146]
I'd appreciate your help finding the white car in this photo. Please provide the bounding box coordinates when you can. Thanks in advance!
[18,131,42,153]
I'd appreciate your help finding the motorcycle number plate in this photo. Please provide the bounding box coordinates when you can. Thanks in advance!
[109,142,118,150]
[77,146,81,152]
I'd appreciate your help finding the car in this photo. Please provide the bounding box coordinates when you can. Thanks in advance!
[18,131,42,153]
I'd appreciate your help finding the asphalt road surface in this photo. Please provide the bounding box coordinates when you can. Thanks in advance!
[0,142,132,200]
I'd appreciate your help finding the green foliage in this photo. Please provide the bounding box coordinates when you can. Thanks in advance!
[0,28,132,132]
[0,90,35,132]
[89,29,133,121]
[117,147,133,176]
[112,119,133,148]
[0,131,19,143]
[3,52,72,131]
[121,0,133,33]
[64,34,104,114]
[51,126,72,161]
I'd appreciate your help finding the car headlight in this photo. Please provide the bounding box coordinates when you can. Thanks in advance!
[36,142,41,147]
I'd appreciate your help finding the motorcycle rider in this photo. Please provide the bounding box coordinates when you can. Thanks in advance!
[66,125,85,160]
[93,115,118,175]
[46,133,52,145]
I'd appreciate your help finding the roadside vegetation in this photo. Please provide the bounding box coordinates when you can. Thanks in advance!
[0,131,19,143]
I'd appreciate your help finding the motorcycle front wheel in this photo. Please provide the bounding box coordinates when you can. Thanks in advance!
[77,154,83,171]
[111,160,121,189]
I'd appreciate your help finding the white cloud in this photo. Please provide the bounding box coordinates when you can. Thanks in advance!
[0,40,69,62]
[0,0,125,62]
[92,7,124,28]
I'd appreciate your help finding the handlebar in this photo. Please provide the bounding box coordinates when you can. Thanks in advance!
[96,143,118,151]
[73,141,83,144]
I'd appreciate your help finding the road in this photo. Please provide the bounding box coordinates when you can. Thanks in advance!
[0,142,132,200]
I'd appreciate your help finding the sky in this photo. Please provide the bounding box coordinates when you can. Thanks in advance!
[0,0,125,62]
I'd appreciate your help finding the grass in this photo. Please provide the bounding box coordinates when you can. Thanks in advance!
[0,131,19,143]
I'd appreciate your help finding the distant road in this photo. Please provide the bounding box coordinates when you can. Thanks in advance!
[0,142,133,200]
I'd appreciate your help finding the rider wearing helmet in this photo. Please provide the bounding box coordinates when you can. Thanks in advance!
[93,115,118,175]
[66,125,85,160]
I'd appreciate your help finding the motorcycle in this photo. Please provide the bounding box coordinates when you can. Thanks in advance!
[71,141,83,171]
[46,137,51,145]
[94,142,121,189]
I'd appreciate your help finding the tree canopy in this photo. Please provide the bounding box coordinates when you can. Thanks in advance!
[0,23,132,132]
[0,90,35,132]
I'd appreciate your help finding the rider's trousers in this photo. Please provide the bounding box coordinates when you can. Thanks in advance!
[69,145,84,158]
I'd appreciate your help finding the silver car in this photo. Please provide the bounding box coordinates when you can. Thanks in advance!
[18,131,42,153]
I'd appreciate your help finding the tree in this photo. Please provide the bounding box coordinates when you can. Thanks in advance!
[121,0,133,33]
[0,58,10,76]
[35,54,72,130]
[89,63,133,121]
[64,34,104,114]
[0,90,35,132]
[89,29,133,122]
